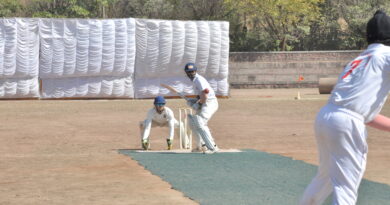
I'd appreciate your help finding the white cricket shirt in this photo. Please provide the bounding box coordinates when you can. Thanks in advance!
[192,74,217,99]
[329,43,390,122]
[142,107,175,139]
[145,107,175,125]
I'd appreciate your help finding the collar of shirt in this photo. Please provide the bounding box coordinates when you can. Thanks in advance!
[191,73,199,82]
[368,43,388,49]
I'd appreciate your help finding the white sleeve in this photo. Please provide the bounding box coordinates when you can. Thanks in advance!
[142,109,154,140]
[166,108,175,140]
[194,78,207,92]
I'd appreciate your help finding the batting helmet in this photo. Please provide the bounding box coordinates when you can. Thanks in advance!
[366,10,390,44]
[154,96,166,105]
[184,63,197,72]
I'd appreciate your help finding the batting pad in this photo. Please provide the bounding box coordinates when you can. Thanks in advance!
[188,114,217,151]
[119,149,390,205]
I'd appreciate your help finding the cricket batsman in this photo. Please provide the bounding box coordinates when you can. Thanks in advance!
[184,63,220,153]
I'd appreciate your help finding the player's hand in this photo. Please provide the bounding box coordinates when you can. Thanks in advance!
[186,100,193,107]
[186,98,198,107]
[191,102,201,110]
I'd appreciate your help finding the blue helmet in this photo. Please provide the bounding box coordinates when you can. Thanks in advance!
[154,96,166,105]
[184,63,197,72]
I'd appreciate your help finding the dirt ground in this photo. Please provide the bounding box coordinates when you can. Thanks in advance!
[0,88,389,205]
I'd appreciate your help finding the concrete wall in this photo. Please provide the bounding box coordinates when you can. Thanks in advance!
[229,51,361,88]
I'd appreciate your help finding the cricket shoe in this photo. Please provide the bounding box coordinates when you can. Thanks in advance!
[213,145,220,152]
[200,144,213,154]
[191,147,204,153]
[203,145,220,154]
[203,150,215,154]
[183,141,191,149]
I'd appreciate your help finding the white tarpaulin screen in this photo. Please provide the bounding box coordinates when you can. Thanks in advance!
[0,78,39,97]
[0,18,40,98]
[0,17,229,99]
[134,19,229,98]
[39,18,135,98]
[39,18,135,78]
[41,76,133,98]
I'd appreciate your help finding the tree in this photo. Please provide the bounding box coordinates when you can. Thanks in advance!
[224,0,324,51]
[337,0,390,49]
[9,0,390,51]
[173,0,227,20]
[112,0,227,20]
[111,0,175,19]
[25,0,117,18]
[26,0,90,18]
[306,0,390,50]
[0,0,24,17]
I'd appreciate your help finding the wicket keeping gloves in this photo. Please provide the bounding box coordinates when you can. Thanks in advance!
[166,139,173,150]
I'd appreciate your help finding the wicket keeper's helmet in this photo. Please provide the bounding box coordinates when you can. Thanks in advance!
[154,96,166,105]
[184,63,197,72]
[366,10,390,44]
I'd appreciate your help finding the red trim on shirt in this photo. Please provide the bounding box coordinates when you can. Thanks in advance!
[203,88,209,94]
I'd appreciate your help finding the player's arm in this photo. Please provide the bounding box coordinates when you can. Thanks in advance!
[193,78,208,104]
[199,88,209,104]
[142,110,154,139]
[366,114,390,132]
[166,109,175,139]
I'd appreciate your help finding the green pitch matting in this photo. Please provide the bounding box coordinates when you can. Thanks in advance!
[119,149,390,205]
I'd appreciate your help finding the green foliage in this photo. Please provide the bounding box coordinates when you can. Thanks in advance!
[224,0,324,51]
[5,0,390,51]
[305,0,390,50]
[26,0,118,18]
[341,2,390,49]
[0,0,24,17]
[112,0,226,20]
[27,0,90,18]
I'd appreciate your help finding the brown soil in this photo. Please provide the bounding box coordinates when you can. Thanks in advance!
[1,88,389,204]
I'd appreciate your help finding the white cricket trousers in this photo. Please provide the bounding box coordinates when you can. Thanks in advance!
[300,103,368,205]
[194,98,219,148]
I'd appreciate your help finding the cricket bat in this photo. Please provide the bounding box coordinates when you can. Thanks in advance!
[160,84,189,101]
